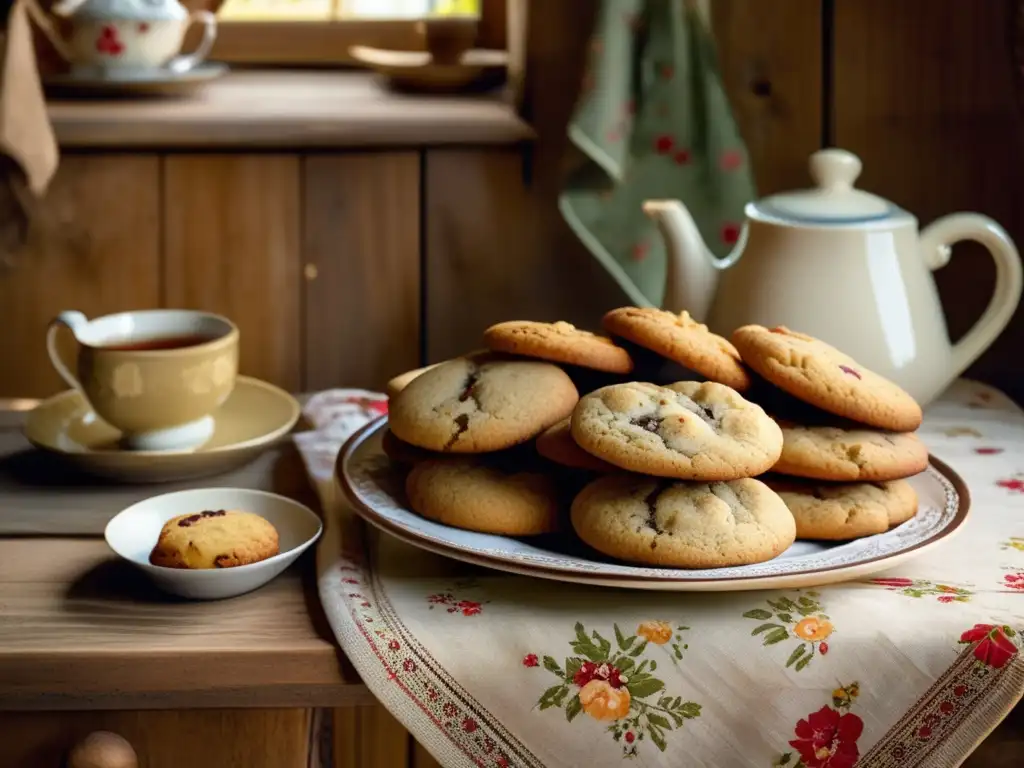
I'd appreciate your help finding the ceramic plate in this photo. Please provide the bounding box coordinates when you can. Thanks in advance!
[338,418,970,591]
[24,376,300,483]
[43,62,228,97]
[349,46,507,91]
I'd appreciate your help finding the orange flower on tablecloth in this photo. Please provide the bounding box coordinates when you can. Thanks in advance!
[579,680,631,722]
[636,620,673,645]
[794,617,834,642]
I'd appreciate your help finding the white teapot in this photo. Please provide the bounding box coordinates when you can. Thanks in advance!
[644,148,1023,406]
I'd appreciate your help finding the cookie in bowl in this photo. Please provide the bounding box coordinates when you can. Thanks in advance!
[148,509,280,569]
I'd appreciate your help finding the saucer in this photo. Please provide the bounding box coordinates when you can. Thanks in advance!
[349,46,507,92]
[43,62,228,97]
[105,487,322,600]
[24,376,301,483]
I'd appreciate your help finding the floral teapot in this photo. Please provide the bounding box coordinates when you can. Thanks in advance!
[643,148,1023,406]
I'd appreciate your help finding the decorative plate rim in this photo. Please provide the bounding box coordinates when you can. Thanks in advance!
[337,417,970,586]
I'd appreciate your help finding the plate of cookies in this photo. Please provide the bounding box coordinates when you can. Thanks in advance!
[338,312,968,591]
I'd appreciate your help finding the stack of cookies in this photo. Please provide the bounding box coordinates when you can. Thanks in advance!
[730,324,928,542]
[381,310,928,570]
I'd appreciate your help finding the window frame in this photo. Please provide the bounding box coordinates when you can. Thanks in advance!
[208,0,507,66]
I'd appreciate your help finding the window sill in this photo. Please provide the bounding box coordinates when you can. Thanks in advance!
[47,69,534,149]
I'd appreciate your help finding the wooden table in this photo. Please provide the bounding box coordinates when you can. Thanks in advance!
[0,409,371,768]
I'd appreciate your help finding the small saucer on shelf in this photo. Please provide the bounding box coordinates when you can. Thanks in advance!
[349,46,507,92]
[43,62,228,97]
[24,376,300,483]
[105,487,322,600]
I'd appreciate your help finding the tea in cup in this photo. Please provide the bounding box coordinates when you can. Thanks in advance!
[46,309,239,451]
[27,0,218,75]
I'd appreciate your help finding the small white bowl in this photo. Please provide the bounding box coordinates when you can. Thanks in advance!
[105,488,323,600]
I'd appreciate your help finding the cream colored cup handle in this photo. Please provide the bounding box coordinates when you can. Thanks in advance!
[169,11,218,73]
[920,213,1024,382]
[46,311,90,393]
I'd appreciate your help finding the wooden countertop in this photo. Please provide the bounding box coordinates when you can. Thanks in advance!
[47,70,535,149]
[0,536,371,711]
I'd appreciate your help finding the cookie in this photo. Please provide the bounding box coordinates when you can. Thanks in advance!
[764,477,918,540]
[536,418,617,472]
[483,320,633,374]
[774,421,929,481]
[571,474,796,567]
[602,307,750,391]
[731,325,923,432]
[389,355,579,453]
[148,509,280,569]
[386,363,442,400]
[406,458,562,535]
[570,380,783,480]
[381,428,437,465]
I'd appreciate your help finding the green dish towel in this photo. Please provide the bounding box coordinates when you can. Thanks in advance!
[559,0,756,309]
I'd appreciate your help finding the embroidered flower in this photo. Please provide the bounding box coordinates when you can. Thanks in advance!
[572,661,625,688]
[636,620,673,645]
[975,447,1004,455]
[654,134,674,154]
[794,617,834,642]
[457,600,483,616]
[788,706,864,768]
[997,478,1024,494]
[578,680,631,722]
[522,653,538,667]
[462,717,478,733]
[959,624,1018,669]
[1005,573,1024,590]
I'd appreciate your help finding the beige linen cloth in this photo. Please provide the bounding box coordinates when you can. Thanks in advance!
[294,381,1024,768]
[0,0,58,265]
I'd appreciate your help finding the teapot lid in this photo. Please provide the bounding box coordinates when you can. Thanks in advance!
[751,149,903,225]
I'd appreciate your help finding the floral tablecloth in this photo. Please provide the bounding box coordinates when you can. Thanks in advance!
[294,380,1024,768]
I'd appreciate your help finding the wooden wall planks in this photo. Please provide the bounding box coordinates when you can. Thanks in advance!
[0,156,161,397]
[303,153,421,392]
[833,0,1024,401]
[333,704,411,768]
[164,155,304,392]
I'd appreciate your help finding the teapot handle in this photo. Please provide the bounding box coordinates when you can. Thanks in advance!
[920,213,1023,381]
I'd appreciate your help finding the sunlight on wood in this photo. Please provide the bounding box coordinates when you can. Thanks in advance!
[218,0,479,22]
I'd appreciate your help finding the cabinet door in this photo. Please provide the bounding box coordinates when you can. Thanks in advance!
[0,156,160,398]
[0,709,311,768]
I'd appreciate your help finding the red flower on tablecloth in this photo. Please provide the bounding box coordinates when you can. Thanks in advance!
[525,621,701,757]
[998,477,1024,494]
[720,150,743,171]
[1003,573,1024,590]
[772,683,863,768]
[721,222,742,245]
[522,653,538,667]
[958,624,1019,669]
[654,134,674,154]
[426,586,488,616]
[744,591,832,671]
[975,447,1004,455]
[870,577,972,603]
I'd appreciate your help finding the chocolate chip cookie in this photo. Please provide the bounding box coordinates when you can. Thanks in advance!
[732,325,923,432]
[483,320,633,374]
[764,477,918,540]
[406,458,563,535]
[389,355,578,453]
[570,381,783,480]
[602,307,750,391]
[535,418,617,472]
[774,420,929,481]
[571,474,796,567]
[149,509,280,569]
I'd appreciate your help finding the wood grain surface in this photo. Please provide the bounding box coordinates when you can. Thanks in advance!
[164,155,303,392]
[0,156,161,398]
[0,537,368,711]
[47,72,534,150]
[303,153,421,392]
[0,709,312,768]
[334,705,411,768]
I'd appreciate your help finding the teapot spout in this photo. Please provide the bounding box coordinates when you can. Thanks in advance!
[643,199,731,322]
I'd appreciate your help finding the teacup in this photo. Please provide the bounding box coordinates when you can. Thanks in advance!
[46,309,239,452]
[28,0,217,75]
[415,15,478,64]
